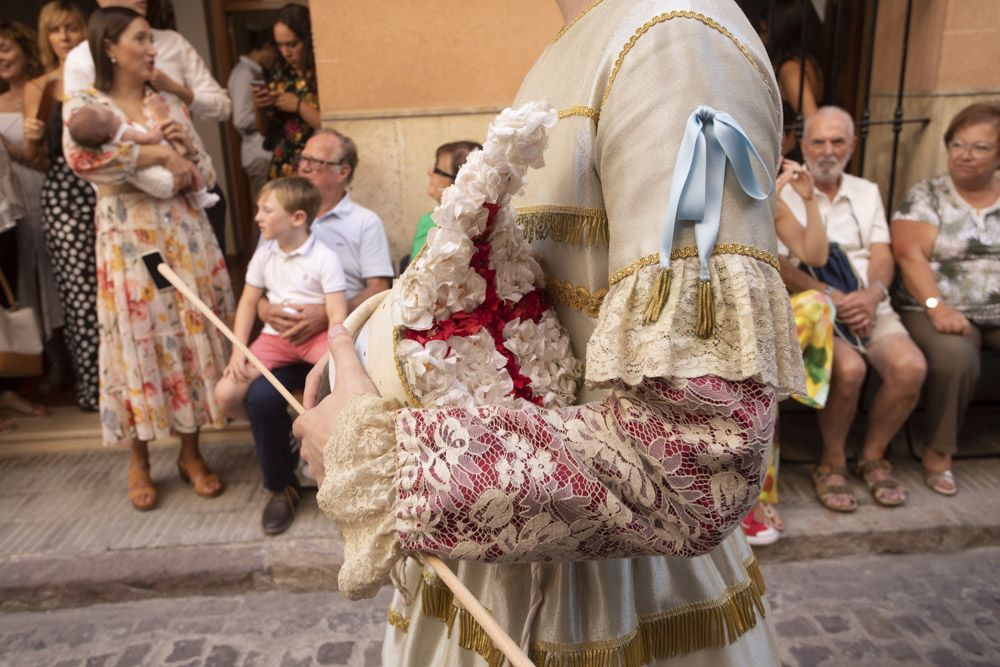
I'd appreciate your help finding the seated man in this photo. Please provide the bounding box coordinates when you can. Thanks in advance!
[248,130,392,535]
[779,106,926,511]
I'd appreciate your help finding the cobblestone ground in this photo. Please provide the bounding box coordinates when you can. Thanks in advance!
[1,548,998,667]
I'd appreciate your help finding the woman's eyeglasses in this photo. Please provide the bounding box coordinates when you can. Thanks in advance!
[432,166,456,180]
[946,141,998,158]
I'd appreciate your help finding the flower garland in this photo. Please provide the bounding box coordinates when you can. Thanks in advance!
[393,102,580,409]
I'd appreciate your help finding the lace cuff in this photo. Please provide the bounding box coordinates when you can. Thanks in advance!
[587,254,806,398]
[317,393,403,600]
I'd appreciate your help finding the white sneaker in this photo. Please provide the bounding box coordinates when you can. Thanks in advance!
[741,514,779,546]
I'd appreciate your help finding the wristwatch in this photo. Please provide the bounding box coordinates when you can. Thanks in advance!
[924,296,941,310]
[872,280,890,301]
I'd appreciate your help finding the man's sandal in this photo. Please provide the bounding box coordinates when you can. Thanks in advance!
[811,465,858,513]
[856,459,906,507]
[925,469,957,496]
[128,462,157,511]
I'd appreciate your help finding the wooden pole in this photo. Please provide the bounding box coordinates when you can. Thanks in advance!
[421,554,535,667]
[153,262,306,416]
[151,261,535,667]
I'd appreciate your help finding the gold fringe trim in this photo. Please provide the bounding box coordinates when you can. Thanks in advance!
[609,244,779,286]
[387,610,410,633]
[696,279,716,338]
[599,11,773,118]
[415,558,767,667]
[558,105,599,122]
[517,206,609,247]
[546,276,608,318]
[641,268,672,325]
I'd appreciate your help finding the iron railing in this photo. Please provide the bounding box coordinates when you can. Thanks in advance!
[749,0,931,213]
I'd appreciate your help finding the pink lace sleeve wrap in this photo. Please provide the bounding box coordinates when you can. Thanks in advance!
[394,375,774,562]
[319,376,774,598]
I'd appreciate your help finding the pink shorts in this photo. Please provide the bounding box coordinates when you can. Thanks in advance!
[249,331,328,370]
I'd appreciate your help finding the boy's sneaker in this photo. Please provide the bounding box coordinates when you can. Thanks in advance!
[741,513,779,546]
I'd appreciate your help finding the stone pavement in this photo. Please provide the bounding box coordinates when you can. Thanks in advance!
[1,548,998,667]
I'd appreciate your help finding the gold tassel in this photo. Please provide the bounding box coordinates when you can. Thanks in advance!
[386,610,410,633]
[696,278,716,338]
[641,268,672,325]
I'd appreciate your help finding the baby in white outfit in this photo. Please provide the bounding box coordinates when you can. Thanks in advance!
[67,104,218,209]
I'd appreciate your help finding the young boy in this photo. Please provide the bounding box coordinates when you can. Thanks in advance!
[214,176,347,418]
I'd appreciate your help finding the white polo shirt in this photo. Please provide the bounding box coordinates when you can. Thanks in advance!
[246,233,346,335]
[311,194,394,300]
[779,172,890,288]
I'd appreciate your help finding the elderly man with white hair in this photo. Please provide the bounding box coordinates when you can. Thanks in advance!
[779,105,926,512]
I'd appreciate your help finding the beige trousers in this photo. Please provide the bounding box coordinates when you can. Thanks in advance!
[900,309,1000,455]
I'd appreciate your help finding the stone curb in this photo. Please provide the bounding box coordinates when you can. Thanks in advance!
[0,538,344,612]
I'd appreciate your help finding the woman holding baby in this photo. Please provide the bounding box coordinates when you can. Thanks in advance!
[63,6,234,511]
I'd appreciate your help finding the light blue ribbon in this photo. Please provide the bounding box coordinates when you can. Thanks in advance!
[660,106,772,280]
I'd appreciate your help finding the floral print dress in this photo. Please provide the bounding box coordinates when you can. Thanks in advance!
[263,65,317,179]
[63,88,234,445]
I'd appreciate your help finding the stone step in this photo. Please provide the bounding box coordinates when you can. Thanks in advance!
[1,442,998,611]
[0,405,252,456]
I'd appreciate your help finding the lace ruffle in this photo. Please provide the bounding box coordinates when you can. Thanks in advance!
[587,254,805,398]
[317,394,402,600]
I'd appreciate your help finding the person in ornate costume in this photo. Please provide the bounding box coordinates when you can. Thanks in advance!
[294,1,804,665]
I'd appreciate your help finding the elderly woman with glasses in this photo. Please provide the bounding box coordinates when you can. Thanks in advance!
[252,3,320,179]
[891,101,1000,497]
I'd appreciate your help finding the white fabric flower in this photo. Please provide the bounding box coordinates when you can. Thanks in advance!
[490,211,543,302]
[392,101,578,409]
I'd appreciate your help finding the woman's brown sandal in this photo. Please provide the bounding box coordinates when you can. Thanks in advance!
[128,462,157,511]
[811,465,858,513]
[177,457,223,498]
[856,459,906,507]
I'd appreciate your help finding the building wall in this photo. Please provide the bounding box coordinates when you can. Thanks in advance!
[864,0,1000,210]
[310,1,562,267]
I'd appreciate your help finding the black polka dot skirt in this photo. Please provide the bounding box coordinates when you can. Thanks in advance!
[41,156,99,411]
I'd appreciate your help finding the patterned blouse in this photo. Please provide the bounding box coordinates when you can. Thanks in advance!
[892,174,1000,327]
[263,65,318,179]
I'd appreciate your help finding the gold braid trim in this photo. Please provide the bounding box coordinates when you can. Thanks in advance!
[552,0,606,42]
[392,327,422,408]
[517,206,609,247]
[599,11,771,118]
[546,277,608,318]
[412,558,766,667]
[609,244,780,286]
[557,106,599,121]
